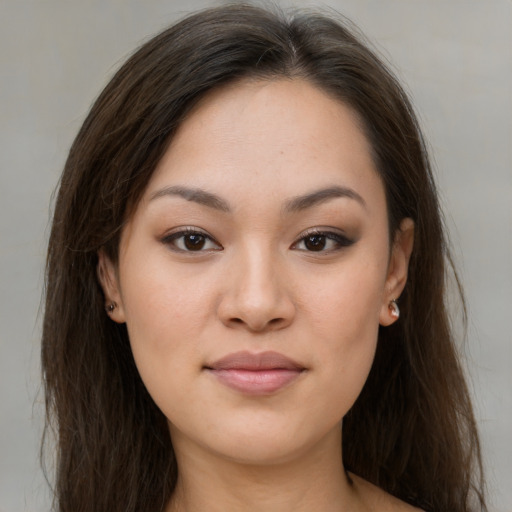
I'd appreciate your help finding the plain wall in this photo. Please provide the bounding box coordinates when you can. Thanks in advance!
[0,1,510,511]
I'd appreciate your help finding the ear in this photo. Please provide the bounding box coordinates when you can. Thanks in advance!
[379,218,414,326]
[97,249,126,323]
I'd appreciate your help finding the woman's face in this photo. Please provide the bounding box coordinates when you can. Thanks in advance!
[99,79,413,465]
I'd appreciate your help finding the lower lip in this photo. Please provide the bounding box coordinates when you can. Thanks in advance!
[207,368,303,395]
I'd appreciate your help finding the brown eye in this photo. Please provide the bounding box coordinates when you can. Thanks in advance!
[162,229,222,252]
[184,234,206,251]
[304,234,327,251]
[293,230,355,253]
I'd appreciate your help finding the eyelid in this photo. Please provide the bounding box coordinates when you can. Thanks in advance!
[291,227,355,251]
[160,226,353,253]
[160,226,223,252]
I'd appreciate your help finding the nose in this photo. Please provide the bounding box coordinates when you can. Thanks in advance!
[217,246,296,333]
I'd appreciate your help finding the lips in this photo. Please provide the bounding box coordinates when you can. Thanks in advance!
[204,351,306,395]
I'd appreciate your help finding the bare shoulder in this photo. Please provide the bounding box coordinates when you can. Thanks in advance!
[349,472,424,512]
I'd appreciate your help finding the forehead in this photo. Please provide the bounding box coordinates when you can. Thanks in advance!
[142,78,385,214]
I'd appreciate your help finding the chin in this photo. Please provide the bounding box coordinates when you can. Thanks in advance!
[213,437,313,466]
[182,415,342,468]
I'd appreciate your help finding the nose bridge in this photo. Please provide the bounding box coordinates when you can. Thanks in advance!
[240,241,279,301]
[219,239,294,331]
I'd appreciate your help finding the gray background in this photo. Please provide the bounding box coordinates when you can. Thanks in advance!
[0,1,510,511]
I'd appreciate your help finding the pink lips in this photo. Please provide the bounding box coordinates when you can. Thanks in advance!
[205,351,305,395]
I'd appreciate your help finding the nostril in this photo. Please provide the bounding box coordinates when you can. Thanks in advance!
[227,316,285,330]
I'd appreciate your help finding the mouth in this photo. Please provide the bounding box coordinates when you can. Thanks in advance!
[204,350,306,395]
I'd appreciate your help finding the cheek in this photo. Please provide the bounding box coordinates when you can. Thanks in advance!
[120,246,212,341]
[117,250,213,398]
[301,257,386,410]
[305,254,386,340]
[121,284,208,430]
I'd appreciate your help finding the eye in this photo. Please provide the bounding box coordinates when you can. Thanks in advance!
[161,228,222,252]
[292,229,354,252]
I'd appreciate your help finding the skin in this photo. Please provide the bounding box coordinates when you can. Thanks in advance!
[98,79,417,511]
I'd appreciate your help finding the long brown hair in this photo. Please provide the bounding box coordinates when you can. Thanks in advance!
[42,4,486,511]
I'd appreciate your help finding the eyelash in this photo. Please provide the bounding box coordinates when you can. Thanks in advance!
[161,227,354,253]
[291,229,354,253]
[161,227,222,252]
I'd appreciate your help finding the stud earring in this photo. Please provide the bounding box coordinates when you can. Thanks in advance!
[105,301,117,313]
[389,299,400,319]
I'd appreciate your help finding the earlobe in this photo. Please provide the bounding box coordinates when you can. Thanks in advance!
[379,218,414,326]
[97,249,126,323]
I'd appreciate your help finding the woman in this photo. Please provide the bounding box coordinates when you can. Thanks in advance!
[41,4,487,512]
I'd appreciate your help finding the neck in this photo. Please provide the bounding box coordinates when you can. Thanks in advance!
[166,428,363,512]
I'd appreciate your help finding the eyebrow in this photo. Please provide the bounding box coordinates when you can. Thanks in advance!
[149,184,366,213]
[149,185,231,212]
[284,186,366,213]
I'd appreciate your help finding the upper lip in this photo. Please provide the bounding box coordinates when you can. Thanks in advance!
[205,351,305,371]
